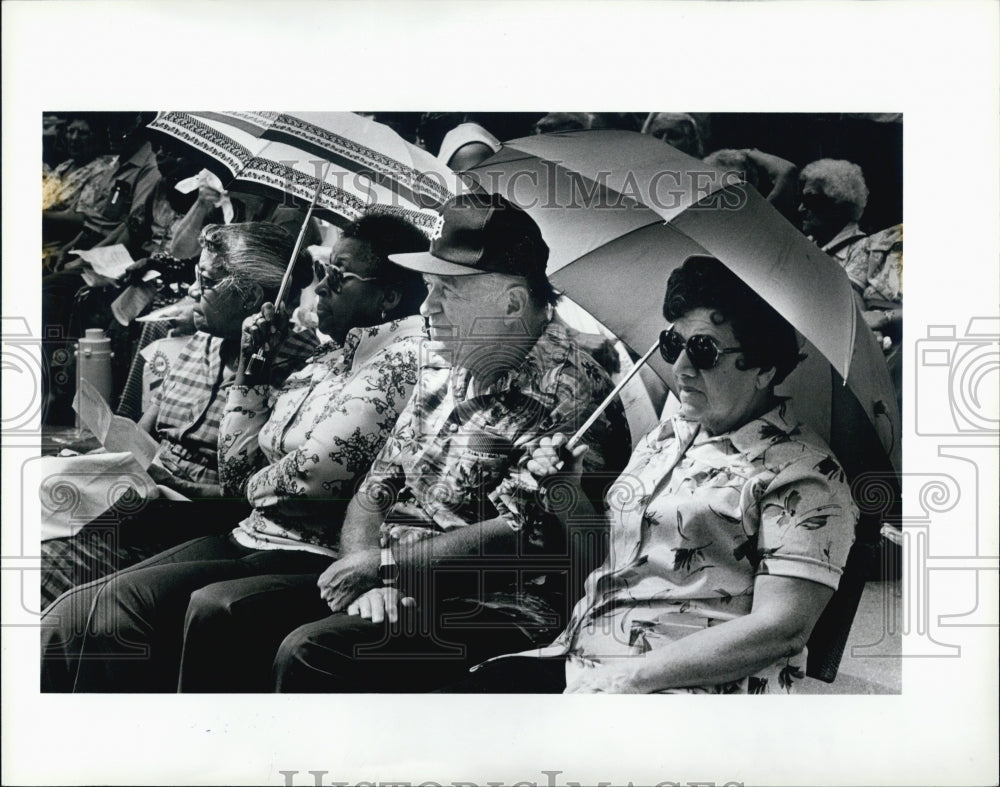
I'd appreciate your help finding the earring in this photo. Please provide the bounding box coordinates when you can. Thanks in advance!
[380,309,387,321]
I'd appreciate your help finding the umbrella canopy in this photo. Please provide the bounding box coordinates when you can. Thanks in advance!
[147,111,463,232]
[465,130,901,477]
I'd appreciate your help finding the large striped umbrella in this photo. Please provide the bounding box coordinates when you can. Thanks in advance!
[148,111,463,233]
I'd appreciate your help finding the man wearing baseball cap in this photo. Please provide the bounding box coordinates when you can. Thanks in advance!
[272,191,633,692]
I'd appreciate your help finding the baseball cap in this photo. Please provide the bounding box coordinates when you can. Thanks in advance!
[389,192,548,277]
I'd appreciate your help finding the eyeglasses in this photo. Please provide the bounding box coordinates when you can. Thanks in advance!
[313,260,378,293]
[194,265,225,293]
[659,327,742,370]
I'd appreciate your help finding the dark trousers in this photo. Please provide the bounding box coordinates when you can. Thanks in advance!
[40,533,331,693]
[272,599,549,693]
[41,498,249,610]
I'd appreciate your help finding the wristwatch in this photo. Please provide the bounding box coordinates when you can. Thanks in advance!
[378,535,399,587]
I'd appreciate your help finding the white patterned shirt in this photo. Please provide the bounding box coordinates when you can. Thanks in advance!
[219,316,424,554]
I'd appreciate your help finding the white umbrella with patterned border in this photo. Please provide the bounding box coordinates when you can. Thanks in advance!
[148,111,464,234]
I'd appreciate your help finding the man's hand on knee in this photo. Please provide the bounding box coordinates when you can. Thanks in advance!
[317,549,381,612]
[346,587,416,624]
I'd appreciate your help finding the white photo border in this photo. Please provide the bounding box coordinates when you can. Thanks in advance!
[3,2,999,786]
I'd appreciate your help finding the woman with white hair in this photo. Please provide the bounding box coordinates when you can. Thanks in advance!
[799,159,901,408]
[39,221,319,607]
[797,158,870,259]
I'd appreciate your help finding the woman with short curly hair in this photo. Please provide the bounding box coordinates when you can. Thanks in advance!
[452,255,858,694]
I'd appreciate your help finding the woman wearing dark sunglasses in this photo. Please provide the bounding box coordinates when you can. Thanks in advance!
[41,212,431,692]
[452,255,859,694]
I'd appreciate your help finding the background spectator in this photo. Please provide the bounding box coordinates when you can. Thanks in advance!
[532,112,640,134]
[642,112,704,157]
[42,114,118,264]
[704,147,800,221]
[798,158,869,254]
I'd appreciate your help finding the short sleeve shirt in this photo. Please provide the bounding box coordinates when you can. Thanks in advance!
[362,316,631,546]
[528,401,858,693]
[42,155,119,212]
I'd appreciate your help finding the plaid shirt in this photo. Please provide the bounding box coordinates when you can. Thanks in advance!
[153,329,319,486]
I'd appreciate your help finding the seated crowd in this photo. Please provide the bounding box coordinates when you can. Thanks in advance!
[38,111,900,693]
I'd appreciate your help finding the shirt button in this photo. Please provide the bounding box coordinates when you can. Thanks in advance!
[448,423,459,432]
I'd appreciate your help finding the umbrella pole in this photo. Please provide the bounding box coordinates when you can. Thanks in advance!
[566,339,661,451]
[245,166,329,376]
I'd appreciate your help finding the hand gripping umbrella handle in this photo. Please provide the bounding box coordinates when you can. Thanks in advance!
[565,339,661,452]
[245,168,329,378]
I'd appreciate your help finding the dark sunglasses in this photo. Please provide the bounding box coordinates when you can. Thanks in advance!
[659,327,742,370]
[799,192,834,211]
[313,260,378,293]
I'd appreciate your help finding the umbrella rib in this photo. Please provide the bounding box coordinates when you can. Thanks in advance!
[470,152,645,208]
[550,217,700,283]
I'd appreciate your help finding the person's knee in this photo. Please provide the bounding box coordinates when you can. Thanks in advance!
[40,589,85,651]
[41,571,150,664]
[272,623,317,689]
[272,615,370,690]
[186,581,242,626]
[274,622,316,666]
[46,572,137,635]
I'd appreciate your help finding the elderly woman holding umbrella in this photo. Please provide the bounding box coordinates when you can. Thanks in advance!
[39,221,319,608]
[456,255,858,694]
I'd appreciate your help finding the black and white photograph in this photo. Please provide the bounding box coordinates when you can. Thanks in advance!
[3,2,998,786]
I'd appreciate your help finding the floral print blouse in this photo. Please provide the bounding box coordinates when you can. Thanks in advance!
[842,224,903,305]
[218,316,424,555]
[523,400,858,693]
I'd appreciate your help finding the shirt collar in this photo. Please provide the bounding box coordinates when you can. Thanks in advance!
[669,399,802,461]
[467,315,566,399]
[342,314,425,368]
[820,221,865,253]
[427,315,565,400]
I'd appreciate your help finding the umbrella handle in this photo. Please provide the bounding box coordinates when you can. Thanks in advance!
[565,339,661,452]
[245,168,330,378]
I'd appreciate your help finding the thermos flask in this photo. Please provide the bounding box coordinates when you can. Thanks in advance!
[75,328,113,427]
